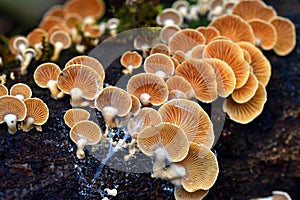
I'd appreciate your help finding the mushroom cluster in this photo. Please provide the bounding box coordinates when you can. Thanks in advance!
[0,83,49,134]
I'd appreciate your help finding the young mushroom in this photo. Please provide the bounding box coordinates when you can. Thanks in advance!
[120,51,143,75]
[127,73,169,107]
[10,83,32,100]
[95,86,132,128]
[63,108,90,128]
[69,120,102,159]
[156,8,183,26]
[12,36,29,56]
[21,98,49,132]
[34,62,63,99]
[27,28,47,59]
[49,30,72,61]
[0,95,27,134]
[20,48,36,75]
[107,18,120,37]
[57,64,103,107]
[144,53,175,79]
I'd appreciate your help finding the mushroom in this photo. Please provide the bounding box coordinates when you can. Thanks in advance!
[21,98,49,132]
[130,95,141,117]
[120,51,143,75]
[196,26,220,44]
[232,0,277,22]
[69,120,102,159]
[248,19,277,50]
[27,28,47,59]
[156,8,183,26]
[166,75,195,99]
[95,86,132,128]
[137,122,189,162]
[43,5,64,19]
[144,53,175,79]
[127,107,162,139]
[171,57,180,69]
[9,83,32,100]
[63,108,90,128]
[209,14,256,45]
[34,62,63,99]
[106,18,120,37]
[0,95,27,134]
[169,29,206,57]
[133,35,157,58]
[242,49,252,64]
[176,142,219,191]
[57,64,103,107]
[64,13,83,44]
[223,82,267,124]
[202,39,250,89]
[150,43,170,56]
[168,90,187,101]
[190,44,206,59]
[158,99,214,148]
[175,58,218,103]
[127,73,169,106]
[39,16,68,32]
[0,84,8,97]
[9,35,29,56]
[174,187,209,200]
[237,41,271,86]
[65,55,105,81]
[231,72,259,103]
[269,16,296,56]
[81,23,101,40]
[201,58,236,97]
[49,30,72,61]
[172,50,186,63]
[20,48,36,75]
[160,25,181,44]
[172,0,189,17]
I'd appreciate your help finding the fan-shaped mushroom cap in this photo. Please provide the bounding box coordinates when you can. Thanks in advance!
[81,23,101,38]
[248,19,277,50]
[168,90,187,101]
[150,43,170,56]
[174,187,209,200]
[231,72,259,103]
[137,122,189,162]
[21,98,49,132]
[242,49,252,64]
[127,107,162,139]
[70,120,102,159]
[190,44,206,59]
[237,41,271,86]
[49,30,72,61]
[269,16,296,56]
[176,142,219,191]
[175,59,218,103]
[223,82,267,124]
[10,83,32,100]
[166,75,195,99]
[232,0,276,21]
[0,84,8,97]
[64,108,90,128]
[160,25,181,44]
[196,26,220,44]
[202,58,236,97]
[144,53,175,79]
[172,50,186,63]
[172,0,189,17]
[64,0,105,20]
[44,5,64,18]
[127,73,169,106]
[65,55,105,80]
[169,29,206,55]
[39,16,67,32]
[9,35,29,55]
[130,95,141,117]
[65,12,83,28]
[203,39,250,89]
[156,8,183,26]
[158,99,214,148]
[171,57,180,69]
[57,64,103,106]
[0,95,27,134]
[95,86,132,127]
[120,51,143,75]
[27,28,47,47]
[209,14,255,44]
[34,62,62,99]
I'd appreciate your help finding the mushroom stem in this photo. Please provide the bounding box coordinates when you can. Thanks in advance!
[162,163,186,179]
[70,88,85,107]
[34,43,43,60]
[47,80,60,99]
[76,138,88,159]
[139,93,151,106]
[122,65,134,75]
[4,114,18,134]
[15,94,25,101]
[51,42,64,61]
[20,53,34,75]
[21,117,35,132]
[155,71,167,80]
[102,106,118,127]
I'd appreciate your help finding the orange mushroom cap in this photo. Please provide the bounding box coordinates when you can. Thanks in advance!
[49,30,72,61]
[150,43,170,56]
[160,24,181,44]
[43,5,65,19]
[209,14,255,44]
[190,44,206,59]
[39,16,68,32]
[10,83,32,100]
[64,0,105,20]
[127,73,169,106]
[166,75,195,99]
[130,95,141,117]
[27,28,47,47]
[269,16,296,56]
[156,8,183,26]
[144,53,175,79]
[196,26,220,44]
[120,51,143,75]
[64,108,90,128]
[0,84,8,97]
[174,187,209,200]
[223,82,267,124]
[203,39,250,89]
[158,99,214,148]
[175,58,218,103]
